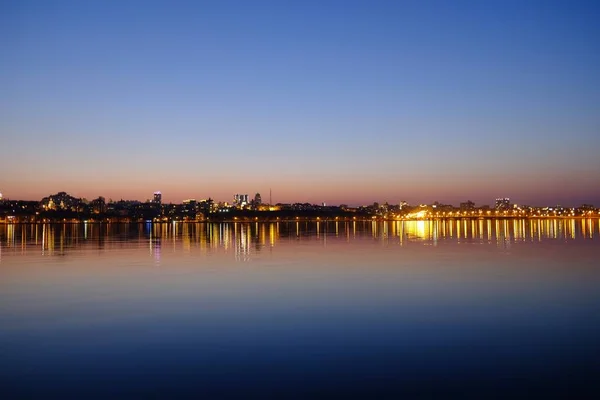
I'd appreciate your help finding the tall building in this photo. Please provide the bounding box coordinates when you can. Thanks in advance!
[495,198,511,210]
[254,193,262,205]
[234,194,249,207]
[153,191,162,204]
[0,191,3,201]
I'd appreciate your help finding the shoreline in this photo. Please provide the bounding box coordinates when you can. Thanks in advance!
[1,216,599,224]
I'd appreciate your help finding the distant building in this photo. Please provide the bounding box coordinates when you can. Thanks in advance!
[250,193,262,210]
[153,191,162,205]
[90,196,106,214]
[0,191,3,201]
[495,198,511,210]
[182,199,197,211]
[180,199,198,218]
[197,198,214,214]
[234,194,249,207]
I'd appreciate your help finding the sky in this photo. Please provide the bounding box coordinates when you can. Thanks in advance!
[1,0,599,206]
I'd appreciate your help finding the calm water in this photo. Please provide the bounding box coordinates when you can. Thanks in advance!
[1,220,600,398]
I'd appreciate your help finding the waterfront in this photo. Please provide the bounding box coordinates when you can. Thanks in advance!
[1,218,599,252]
[1,219,600,397]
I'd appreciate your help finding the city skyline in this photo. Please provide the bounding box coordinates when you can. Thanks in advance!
[1,180,599,207]
[2,1,599,206]
[0,187,598,209]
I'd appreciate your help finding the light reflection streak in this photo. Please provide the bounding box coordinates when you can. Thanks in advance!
[0,219,598,262]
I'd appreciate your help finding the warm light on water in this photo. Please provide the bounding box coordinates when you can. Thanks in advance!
[1,219,600,397]
[1,219,598,258]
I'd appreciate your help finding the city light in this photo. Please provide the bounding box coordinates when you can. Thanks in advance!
[0,190,598,223]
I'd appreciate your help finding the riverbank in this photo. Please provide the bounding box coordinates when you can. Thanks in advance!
[1,215,599,224]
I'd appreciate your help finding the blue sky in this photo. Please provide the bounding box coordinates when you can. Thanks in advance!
[1,0,599,205]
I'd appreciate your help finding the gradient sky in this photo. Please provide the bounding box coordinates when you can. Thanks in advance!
[1,0,599,206]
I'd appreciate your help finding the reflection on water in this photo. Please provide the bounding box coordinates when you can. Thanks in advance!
[0,219,598,260]
[1,219,600,397]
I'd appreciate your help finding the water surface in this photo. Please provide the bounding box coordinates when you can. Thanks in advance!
[1,220,600,397]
